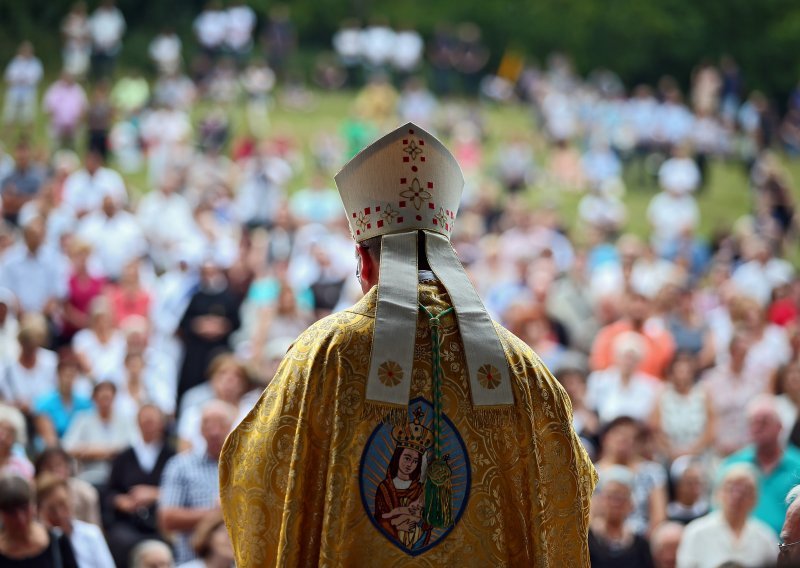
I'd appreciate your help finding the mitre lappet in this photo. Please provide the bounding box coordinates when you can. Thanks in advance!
[334,122,514,419]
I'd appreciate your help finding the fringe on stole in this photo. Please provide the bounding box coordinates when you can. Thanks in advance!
[361,401,408,426]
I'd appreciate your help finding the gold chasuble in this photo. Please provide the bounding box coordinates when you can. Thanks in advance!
[220,280,597,566]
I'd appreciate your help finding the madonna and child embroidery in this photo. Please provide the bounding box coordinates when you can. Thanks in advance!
[359,397,470,556]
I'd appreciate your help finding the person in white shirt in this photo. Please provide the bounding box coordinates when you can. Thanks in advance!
[76,194,145,280]
[587,331,661,425]
[63,381,137,486]
[0,216,68,315]
[647,184,700,254]
[62,150,127,216]
[360,19,395,72]
[37,472,116,568]
[332,19,363,85]
[136,169,196,271]
[0,288,19,368]
[72,296,127,382]
[3,41,43,125]
[194,2,229,58]
[89,0,126,79]
[391,27,424,74]
[149,28,182,75]
[658,146,701,196]
[225,1,256,60]
[677,463,778,568]
[0,314,57,415]
[732,238,795,307]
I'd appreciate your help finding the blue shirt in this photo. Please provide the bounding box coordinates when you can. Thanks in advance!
[723,445,800,535]
[33,391,93,437]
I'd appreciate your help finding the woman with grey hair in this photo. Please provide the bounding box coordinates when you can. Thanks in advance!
[130,540,174,568]
[677,463,777,568]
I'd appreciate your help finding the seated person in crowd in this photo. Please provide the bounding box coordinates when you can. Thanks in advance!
[595,416,668,535]
[666,456,710,525]
[0,414,34,479]
[34,355,93,446]
[177,352,256,453]
[158,400,236,564]
[0,475,78,567]
[63,380,136,486]
[587,332,661,425]
[677,463,777,568]
[179,510,235,568]
[130,540,175,568]
[36,473,115,568]
[723,394,800,535]
[650,522,683,568]
[106,404,175,568]
[35,446,101,526]
[589,465,655,568]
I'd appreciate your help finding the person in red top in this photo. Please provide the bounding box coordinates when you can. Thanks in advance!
[591,290,676,378]
[107,258,151,327]
[63,239,106,341]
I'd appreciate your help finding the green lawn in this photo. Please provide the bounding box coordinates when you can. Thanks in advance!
[6,87,800,263]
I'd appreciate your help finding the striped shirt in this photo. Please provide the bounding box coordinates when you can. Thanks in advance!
[159,451,219,564]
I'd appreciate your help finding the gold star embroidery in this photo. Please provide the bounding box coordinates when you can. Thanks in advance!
[399,178,432,210]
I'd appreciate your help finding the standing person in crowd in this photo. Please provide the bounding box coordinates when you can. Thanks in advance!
[106,404,174,568]
[61,2,92,77]
[589,466,655,568]
[723,394,800,535]
[43,72,88,149]
[159,400,235,564]
[88,0,126,80]
[176,260,240,404]
[2,41,43,127]
[677,464,777,568]
[221,124,596,565]
[1,140,47,226]
[0,475,79,567]
[36,473,115,568]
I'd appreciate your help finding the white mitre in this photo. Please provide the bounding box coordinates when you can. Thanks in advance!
[335,122,513,414]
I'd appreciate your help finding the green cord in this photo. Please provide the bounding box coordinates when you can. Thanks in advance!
[419,304,454,458]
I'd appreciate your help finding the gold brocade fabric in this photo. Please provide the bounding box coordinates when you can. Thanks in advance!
[220,280,597,567]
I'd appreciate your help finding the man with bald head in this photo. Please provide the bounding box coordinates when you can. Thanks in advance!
[723,394,800,535]
[158,400,236,564]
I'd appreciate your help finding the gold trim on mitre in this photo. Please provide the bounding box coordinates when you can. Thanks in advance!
[334,123,462,243]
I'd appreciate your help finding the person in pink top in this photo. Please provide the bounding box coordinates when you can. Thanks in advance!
[63,239,106,341]
[43,72,88,149]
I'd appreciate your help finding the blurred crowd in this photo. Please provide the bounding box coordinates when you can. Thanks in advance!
[1,1,800,567]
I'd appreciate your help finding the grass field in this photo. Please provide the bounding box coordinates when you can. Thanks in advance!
[5,87,800,263]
